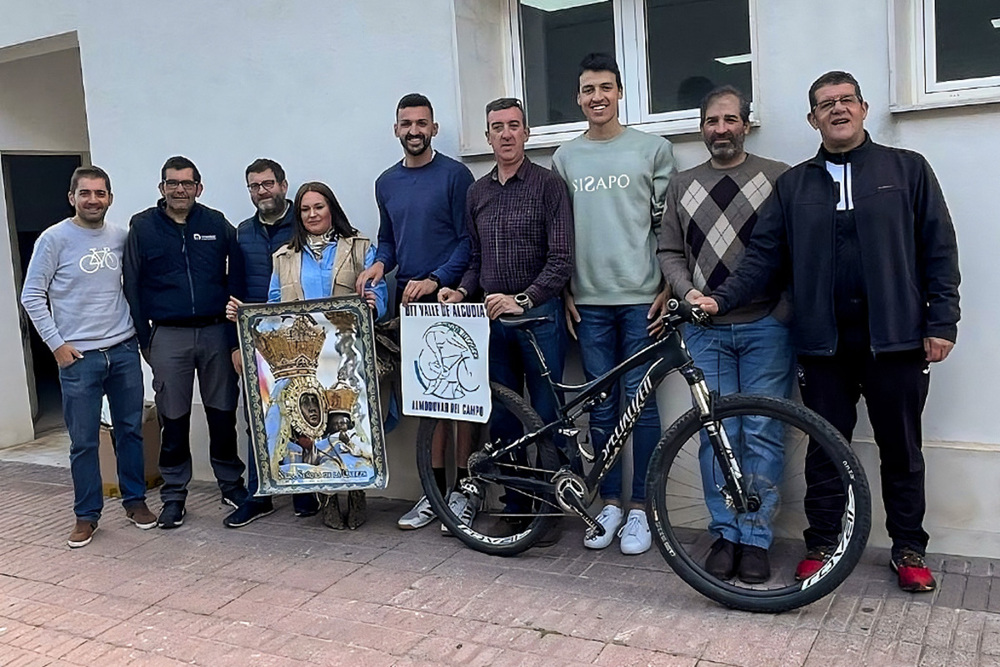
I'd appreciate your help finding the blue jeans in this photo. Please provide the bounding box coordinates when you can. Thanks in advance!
[488,298,568,513]
[59,337,147,522]
[683,315,795,548]
[576,304,661,504]
[489,297,567,433]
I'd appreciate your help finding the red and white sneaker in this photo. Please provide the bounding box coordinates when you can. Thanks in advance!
[794,546,833,580]
[891,548,937,592]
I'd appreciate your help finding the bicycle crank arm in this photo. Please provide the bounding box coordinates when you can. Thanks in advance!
[552,469,602,535]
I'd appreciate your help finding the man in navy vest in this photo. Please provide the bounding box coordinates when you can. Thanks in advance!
[223,158,321,527]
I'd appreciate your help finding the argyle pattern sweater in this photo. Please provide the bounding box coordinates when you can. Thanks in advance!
[658,154,789,324]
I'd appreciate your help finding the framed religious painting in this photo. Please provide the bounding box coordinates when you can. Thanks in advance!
[236,295,388,495]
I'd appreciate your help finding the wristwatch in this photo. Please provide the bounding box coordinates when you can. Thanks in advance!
[514,293,533,310]
[428,274,441,286]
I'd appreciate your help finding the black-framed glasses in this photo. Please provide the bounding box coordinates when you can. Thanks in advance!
[162,179,198,190]
[813,95,860,113]
[247,180,277,193]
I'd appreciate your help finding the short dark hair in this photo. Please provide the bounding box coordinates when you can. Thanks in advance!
[245,158,285,184]
[160,155,201,183]
[578,52,622,90]
[397,93,434,118]
[700,85,751,125]
[484,97,526,129]
[69,165,112,193]
[808,71,864,109]
[289,181,358,252]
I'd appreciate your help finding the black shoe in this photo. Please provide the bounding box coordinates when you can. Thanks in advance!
[221,487,250,509]
[158,502,186,529]
[223,500,275,528]
[705,538,738,579]
[534,517,564,548]
[738,545,770,584]
[293,493,321,518]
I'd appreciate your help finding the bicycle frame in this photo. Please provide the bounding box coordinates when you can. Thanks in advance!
[481,311,753,524]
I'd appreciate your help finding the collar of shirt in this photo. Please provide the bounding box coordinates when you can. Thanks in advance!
[489,157,533,184]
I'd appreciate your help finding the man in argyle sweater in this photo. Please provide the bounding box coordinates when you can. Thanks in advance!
[657,86,792,584]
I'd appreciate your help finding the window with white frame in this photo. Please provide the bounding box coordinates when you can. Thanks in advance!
[508,0,756,140]
[890,0,1000,110]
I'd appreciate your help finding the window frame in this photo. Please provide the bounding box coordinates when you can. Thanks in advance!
[890,0,1000,112]
[505,0,759,147]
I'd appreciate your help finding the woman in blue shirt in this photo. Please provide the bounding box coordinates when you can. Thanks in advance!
[268,181,386,530]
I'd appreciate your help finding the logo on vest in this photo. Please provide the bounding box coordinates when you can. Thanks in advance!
[193,233,217,241]
[570,174,631,193]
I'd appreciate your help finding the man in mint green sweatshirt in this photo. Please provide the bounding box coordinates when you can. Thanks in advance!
[551,53,675,556]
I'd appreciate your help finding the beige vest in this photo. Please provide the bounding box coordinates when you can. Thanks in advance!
[271,235,371,302]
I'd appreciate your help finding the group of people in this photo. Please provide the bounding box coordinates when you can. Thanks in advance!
[21,52,960,595]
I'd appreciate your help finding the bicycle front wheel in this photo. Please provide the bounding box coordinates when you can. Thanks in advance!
[416,382,562,557]
[647,394,871,613]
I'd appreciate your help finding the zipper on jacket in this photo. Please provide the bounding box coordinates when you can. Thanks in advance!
[181,228,196,315]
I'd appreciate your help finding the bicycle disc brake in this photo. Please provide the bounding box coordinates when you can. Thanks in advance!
[552,468,601,534]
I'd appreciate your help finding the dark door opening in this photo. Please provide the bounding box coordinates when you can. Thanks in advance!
[3,153,83,432]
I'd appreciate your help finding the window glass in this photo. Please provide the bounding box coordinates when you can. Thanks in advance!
[934,0,1000,83]
[519,0,616,126]
[645,0,752,113]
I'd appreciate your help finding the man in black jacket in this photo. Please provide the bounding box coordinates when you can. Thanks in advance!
[123,155,250,529]
[697,71,960,593]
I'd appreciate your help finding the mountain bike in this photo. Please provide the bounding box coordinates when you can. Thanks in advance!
[416,300,871,612]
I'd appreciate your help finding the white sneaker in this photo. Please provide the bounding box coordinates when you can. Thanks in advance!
[398,496,436,530]
[583,504,624,549]
[618,508,652,555]
[441,490,478,535]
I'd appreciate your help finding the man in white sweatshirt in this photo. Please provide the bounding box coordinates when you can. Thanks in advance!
[552,52,675,555]
[21,166,156,548]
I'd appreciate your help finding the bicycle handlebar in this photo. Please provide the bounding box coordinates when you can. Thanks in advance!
[665,298,711,327]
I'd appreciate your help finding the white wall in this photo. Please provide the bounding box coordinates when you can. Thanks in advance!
[1,1,998,543]
[0,44,91,446]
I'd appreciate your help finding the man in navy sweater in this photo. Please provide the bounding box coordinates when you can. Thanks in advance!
[123,156,250,529]
[355,93,477,532]
[222,158,323,527]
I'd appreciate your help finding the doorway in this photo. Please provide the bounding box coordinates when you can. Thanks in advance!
[2,153,84,433]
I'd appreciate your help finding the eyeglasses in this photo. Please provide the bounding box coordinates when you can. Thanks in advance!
[162,179,198,191]
[247,180,277,193]
[813,95,860,113]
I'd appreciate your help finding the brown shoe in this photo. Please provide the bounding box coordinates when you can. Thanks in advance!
[68,519,98,548]
[126,502,158,530]
[345,490,367,530]
[322,494,346,530]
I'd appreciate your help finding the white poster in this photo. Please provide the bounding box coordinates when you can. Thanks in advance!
[400,301,492,423]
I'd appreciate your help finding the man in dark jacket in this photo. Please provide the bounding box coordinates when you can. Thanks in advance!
[123,155,250,529]
[223,158,321,527]
[697,71,960,593]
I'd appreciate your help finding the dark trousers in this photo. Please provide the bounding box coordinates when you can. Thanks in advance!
[798,347,930,555]
[150,324,246,504]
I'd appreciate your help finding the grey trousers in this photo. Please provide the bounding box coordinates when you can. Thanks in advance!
[149,324,245,503]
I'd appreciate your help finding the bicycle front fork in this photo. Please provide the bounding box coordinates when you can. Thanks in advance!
[679,365,760,514]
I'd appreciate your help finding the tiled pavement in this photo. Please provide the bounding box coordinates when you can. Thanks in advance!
[2,460,1000,667]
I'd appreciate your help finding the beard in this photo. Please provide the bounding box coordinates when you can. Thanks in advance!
[400,133,431,157]
[257,195,284,215]
[707,133,745,162]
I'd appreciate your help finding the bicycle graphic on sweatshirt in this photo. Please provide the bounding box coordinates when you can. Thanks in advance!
[78,247,119,274]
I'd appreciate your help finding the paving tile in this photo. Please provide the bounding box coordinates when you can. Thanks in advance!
[2,459,1000,666]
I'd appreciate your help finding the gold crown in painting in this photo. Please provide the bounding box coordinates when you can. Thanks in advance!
[325,381,359,414]
[252,315,327,380]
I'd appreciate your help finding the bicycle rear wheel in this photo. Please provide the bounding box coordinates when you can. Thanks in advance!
[647,394,871,612]
[416,382,562,556]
